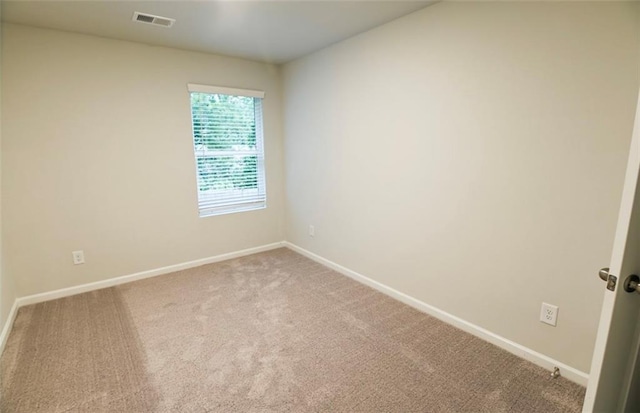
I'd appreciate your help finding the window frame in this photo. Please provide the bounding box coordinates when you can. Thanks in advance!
[187,83,267,217]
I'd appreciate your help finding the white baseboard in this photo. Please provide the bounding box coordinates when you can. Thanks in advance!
[15,241,285,309]
[1,242,283,357]
[1,239,589,386]
[0,299,20,357]
[284,241,589,387]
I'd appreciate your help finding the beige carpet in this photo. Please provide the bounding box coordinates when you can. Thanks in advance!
[1,248,585,412]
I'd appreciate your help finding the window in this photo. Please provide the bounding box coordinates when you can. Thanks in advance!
[188,84,266,217]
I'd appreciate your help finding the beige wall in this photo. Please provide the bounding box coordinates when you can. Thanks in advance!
[283,2,640,373]
[1,5,18,331]
[2,2,639,374]
[2,24,285,297]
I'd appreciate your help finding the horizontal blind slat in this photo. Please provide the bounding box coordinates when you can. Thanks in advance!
[189,89,266,216]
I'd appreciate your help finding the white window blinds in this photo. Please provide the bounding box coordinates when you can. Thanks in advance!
[188,84,266,217]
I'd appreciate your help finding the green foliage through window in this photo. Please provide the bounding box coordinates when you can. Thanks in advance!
[189,88,266,216]
[191,93,257,151]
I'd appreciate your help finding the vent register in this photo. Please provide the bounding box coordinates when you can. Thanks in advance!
[132,12,175,28]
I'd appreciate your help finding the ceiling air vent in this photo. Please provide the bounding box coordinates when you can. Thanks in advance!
[132,12,175,28]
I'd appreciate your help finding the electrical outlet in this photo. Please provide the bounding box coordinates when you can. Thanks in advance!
[72,250,85,265]
[309,225,315,237]
[540,303,558,326]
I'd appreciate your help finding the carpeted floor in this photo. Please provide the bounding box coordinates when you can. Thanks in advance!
[1,248,585,412]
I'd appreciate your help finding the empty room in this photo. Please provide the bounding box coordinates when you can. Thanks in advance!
[1,0,640,412]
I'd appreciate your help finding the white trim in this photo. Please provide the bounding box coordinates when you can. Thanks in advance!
[16,242,285,308]
[1,242,284,356]
[187,83,265,99]
[284,242,590,386]
[0,240,589,386]
[0,299,20,357]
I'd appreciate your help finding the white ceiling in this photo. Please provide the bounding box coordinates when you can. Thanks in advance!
[1,1,435,64]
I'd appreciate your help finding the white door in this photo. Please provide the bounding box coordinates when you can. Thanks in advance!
[583,89,640,412]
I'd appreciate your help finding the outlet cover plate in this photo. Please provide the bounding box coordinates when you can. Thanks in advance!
[540,302,558,327]
[72,250,85,265]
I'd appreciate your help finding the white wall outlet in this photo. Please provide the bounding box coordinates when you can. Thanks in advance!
[72,250,85,265]
[309,225,315,237]
[540,302,558,326]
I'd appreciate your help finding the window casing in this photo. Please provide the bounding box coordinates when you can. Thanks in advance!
[188,84,266,217]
